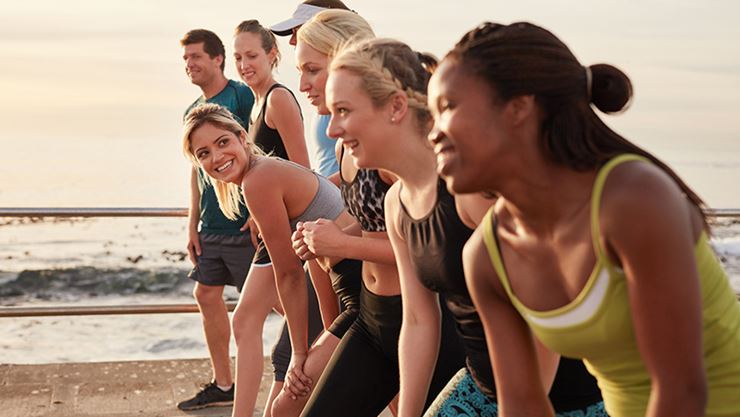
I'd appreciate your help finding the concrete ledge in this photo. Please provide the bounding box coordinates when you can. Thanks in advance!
[0,358,272,417]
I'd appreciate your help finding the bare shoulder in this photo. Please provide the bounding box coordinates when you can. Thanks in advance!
[378,169,398,185]
[384,182,402,214]
[599,159,700,258]
[267,87,299,111]
[384,182,403,234]
[601,160,690,225]
[456,192,496,228]
[463,224,506,299]
[241,158,283,197]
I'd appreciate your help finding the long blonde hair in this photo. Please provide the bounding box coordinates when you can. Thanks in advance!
[183,103,265,220]
[297,9,375,57]
[330,38,437,132]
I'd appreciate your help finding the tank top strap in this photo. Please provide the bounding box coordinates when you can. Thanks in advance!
[481,206,518,303]
[261,83,301,117]
[589,154,650,263]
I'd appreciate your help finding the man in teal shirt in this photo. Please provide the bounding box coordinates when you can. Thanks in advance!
[178,28,254,411]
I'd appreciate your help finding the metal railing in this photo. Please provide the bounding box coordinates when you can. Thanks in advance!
[0,207,213,318]
[2,207,739,218]
[0,207,188,217]
[1,206,739,318]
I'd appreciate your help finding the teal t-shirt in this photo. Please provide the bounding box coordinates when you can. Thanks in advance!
[184,79,255,235]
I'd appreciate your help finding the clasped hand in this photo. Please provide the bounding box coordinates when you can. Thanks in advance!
[283,351,312,399]
[292,219,345,260]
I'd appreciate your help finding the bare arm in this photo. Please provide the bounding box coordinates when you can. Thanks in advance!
[464,227,555,417]
[386,184,441,417]
[243,177,310,378]
[267,89,310,168]
[603,162,707,417]
[301,219,397,264]
[187,167,202,265]
[306,259,339,330]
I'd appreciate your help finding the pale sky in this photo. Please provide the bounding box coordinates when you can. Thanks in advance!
[1,0,738,206]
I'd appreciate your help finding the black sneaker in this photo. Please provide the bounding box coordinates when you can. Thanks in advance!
[177,381,234,411]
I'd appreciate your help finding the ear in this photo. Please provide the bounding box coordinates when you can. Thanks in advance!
[239,130,250,146]
[214,54,224,68]
[388,91,409,123]
[507,94,536,127]
[268,47,278,67]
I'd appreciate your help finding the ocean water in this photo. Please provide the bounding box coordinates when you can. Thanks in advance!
[0,217,739,364]
[0,217,284,364]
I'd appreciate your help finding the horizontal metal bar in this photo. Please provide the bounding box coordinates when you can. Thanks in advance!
[0,303,237,318]
[0,208,188,217]
[1,207,739,218]
[706,208,740,218]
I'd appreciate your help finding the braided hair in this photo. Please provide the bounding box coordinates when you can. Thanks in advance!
[330,38,437,133]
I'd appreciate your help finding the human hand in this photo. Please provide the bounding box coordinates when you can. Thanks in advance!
[301,218,346,258]
[284,351,312,399]
[292,222,318,261]
[187,227,201,266]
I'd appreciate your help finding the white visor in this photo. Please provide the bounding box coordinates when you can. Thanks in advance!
[270,4,327,36]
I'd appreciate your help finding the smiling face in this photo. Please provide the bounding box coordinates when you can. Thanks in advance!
[325,69,390,168]
[428,58,511,194]
[183,42,222,87]
[296,41,330,114]
[233,32,276,87]
[189,122,250,185]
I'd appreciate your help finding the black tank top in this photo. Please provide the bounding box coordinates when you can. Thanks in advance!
[339,148,391,232]
[397,179,494,398]
[251,83,301,159]
[397,179,603,410]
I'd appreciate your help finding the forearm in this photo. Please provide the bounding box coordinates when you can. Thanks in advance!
[307,260,339,330]
[275,267,310,354]
[646,380,707,417]
[188,168,201,231]
[398,321,440,417]
[341,234,396,264]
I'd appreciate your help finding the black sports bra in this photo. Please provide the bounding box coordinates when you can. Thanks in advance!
[338,148,391,232]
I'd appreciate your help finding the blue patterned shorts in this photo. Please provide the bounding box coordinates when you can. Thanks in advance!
[424,368,608,417]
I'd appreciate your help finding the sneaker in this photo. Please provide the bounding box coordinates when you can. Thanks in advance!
[177,381,234,411]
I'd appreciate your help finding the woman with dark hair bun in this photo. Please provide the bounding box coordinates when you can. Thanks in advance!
[428,21,740,417]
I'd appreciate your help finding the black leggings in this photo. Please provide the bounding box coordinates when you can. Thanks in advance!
[300,283,465,417]
[327,258,362,337]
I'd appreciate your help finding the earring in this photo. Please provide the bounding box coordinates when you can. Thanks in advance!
[390,116,396,123]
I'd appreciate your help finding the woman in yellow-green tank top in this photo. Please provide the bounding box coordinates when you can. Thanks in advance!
[426,21,740,417]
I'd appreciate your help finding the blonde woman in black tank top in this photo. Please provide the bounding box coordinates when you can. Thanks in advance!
[290,39,466,416]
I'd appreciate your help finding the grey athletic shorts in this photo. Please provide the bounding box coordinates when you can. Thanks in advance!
[188,232,256,292]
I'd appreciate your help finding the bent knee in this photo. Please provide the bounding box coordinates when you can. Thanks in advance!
[231,306,265,342]
[193,284,224,305]
[271,391,305,417]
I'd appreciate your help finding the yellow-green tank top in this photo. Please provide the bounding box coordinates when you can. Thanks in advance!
[483,154,740,416]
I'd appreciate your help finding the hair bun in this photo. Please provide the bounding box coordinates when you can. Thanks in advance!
[589,63,633,114]
[415,51,438,75]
